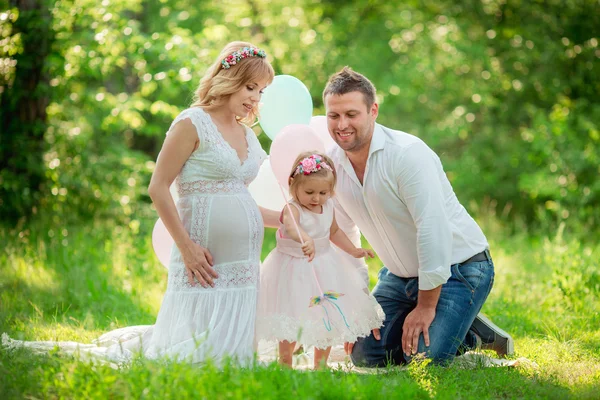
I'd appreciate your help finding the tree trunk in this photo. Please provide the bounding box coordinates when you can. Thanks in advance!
[0,0,52,225]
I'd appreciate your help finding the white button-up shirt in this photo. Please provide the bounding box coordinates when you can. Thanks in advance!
[329,124,489,290]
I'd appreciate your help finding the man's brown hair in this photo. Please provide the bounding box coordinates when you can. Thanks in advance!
[322,66,377,108]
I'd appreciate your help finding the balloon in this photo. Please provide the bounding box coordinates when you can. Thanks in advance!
[248,157,286,211]
[152,218,173,269]
[259,75,313,140]
[269,124,325,190]
[309,115,337,152]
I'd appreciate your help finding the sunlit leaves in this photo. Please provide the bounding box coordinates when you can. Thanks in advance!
[2,0,598,232]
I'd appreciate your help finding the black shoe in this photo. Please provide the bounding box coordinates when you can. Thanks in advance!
[470,313,514,357]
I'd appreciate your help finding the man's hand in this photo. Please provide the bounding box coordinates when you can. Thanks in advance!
[402,306,435,356]
[344,328,380,355]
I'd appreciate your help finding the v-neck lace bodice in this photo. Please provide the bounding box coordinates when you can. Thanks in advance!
[204,115,250,165]
[168,107,267,188]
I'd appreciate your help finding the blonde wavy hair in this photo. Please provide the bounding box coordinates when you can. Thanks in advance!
[192,41,274,125]
[288,151,337,204]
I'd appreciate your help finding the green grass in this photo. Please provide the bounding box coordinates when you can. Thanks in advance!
[1,216,599,399]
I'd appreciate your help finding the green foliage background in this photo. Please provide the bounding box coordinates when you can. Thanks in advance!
[1,0,598,235]
[1,3,599,397]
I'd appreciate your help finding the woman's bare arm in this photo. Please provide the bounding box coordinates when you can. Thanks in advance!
[148,118,218,287]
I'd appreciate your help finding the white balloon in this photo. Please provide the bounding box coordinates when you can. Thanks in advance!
[309,115,338,152]
[259,75,313,140]
[248,158,287,211]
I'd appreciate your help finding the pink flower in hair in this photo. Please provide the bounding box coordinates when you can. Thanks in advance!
[301,157,317,174]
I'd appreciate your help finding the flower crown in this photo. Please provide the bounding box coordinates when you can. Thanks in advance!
[293,154,333,177]
[221,47,267,69]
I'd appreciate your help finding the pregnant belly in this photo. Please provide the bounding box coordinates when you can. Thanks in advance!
[202,194,264,265]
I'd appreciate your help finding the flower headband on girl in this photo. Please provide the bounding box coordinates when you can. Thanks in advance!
[221,47,267,69]
[292,154,333,177]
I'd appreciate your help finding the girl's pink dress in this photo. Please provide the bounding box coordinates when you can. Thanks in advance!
[256,199,384,349]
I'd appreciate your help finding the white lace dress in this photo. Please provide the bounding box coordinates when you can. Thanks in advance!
[2,107,267,366]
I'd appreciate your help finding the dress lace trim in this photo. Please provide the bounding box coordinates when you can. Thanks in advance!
[178,179,247,197]
[167,260,260,292]
[238,193,263,261]
[256,309,385,349]
[190,196,210,248]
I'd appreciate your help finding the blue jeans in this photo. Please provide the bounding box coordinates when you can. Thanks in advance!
[351,251,495,366]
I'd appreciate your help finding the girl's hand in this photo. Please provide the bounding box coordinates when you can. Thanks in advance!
[181,242,218,287]
[352,248,375,259]
[302,238,316,262]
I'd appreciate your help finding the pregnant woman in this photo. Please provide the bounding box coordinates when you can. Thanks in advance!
[3,41,278,366]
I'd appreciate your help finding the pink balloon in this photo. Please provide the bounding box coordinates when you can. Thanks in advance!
[269,124,325,190]
[248,157,287,211]
[309,115,337,151]
[152,218,173,269]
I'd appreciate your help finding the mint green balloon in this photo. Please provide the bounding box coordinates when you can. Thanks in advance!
[259,75,313,140]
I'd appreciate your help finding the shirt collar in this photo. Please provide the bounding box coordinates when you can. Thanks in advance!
[368,123,386,157]
[334,123,386,186]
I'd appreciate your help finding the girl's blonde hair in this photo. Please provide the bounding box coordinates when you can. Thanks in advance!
[192,41,274,125]
[288,151,337,203]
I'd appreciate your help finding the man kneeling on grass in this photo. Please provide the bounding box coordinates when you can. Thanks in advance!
[322,66,513,366]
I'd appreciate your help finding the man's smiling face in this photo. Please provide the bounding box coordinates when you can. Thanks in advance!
[325,91,378,154]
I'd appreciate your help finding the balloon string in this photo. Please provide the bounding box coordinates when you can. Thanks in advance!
[321,300,351,331]
[330,301,351,328]
[277,182,325,297]
[275,173,348,331]
[322,305,332,332]
[310,265,325,297]
[277,183,304,245]
[309,264,325,296]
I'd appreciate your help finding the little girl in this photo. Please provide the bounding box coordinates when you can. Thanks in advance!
[256,152,384,368]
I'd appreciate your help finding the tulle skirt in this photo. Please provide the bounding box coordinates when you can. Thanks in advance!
[256,236,384,349]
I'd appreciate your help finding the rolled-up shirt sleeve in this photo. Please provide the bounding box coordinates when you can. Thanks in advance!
[332,198,370,288]
[396,141,452,290]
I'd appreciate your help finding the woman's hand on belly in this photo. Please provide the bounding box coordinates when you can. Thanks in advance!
[181,241,219,287]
